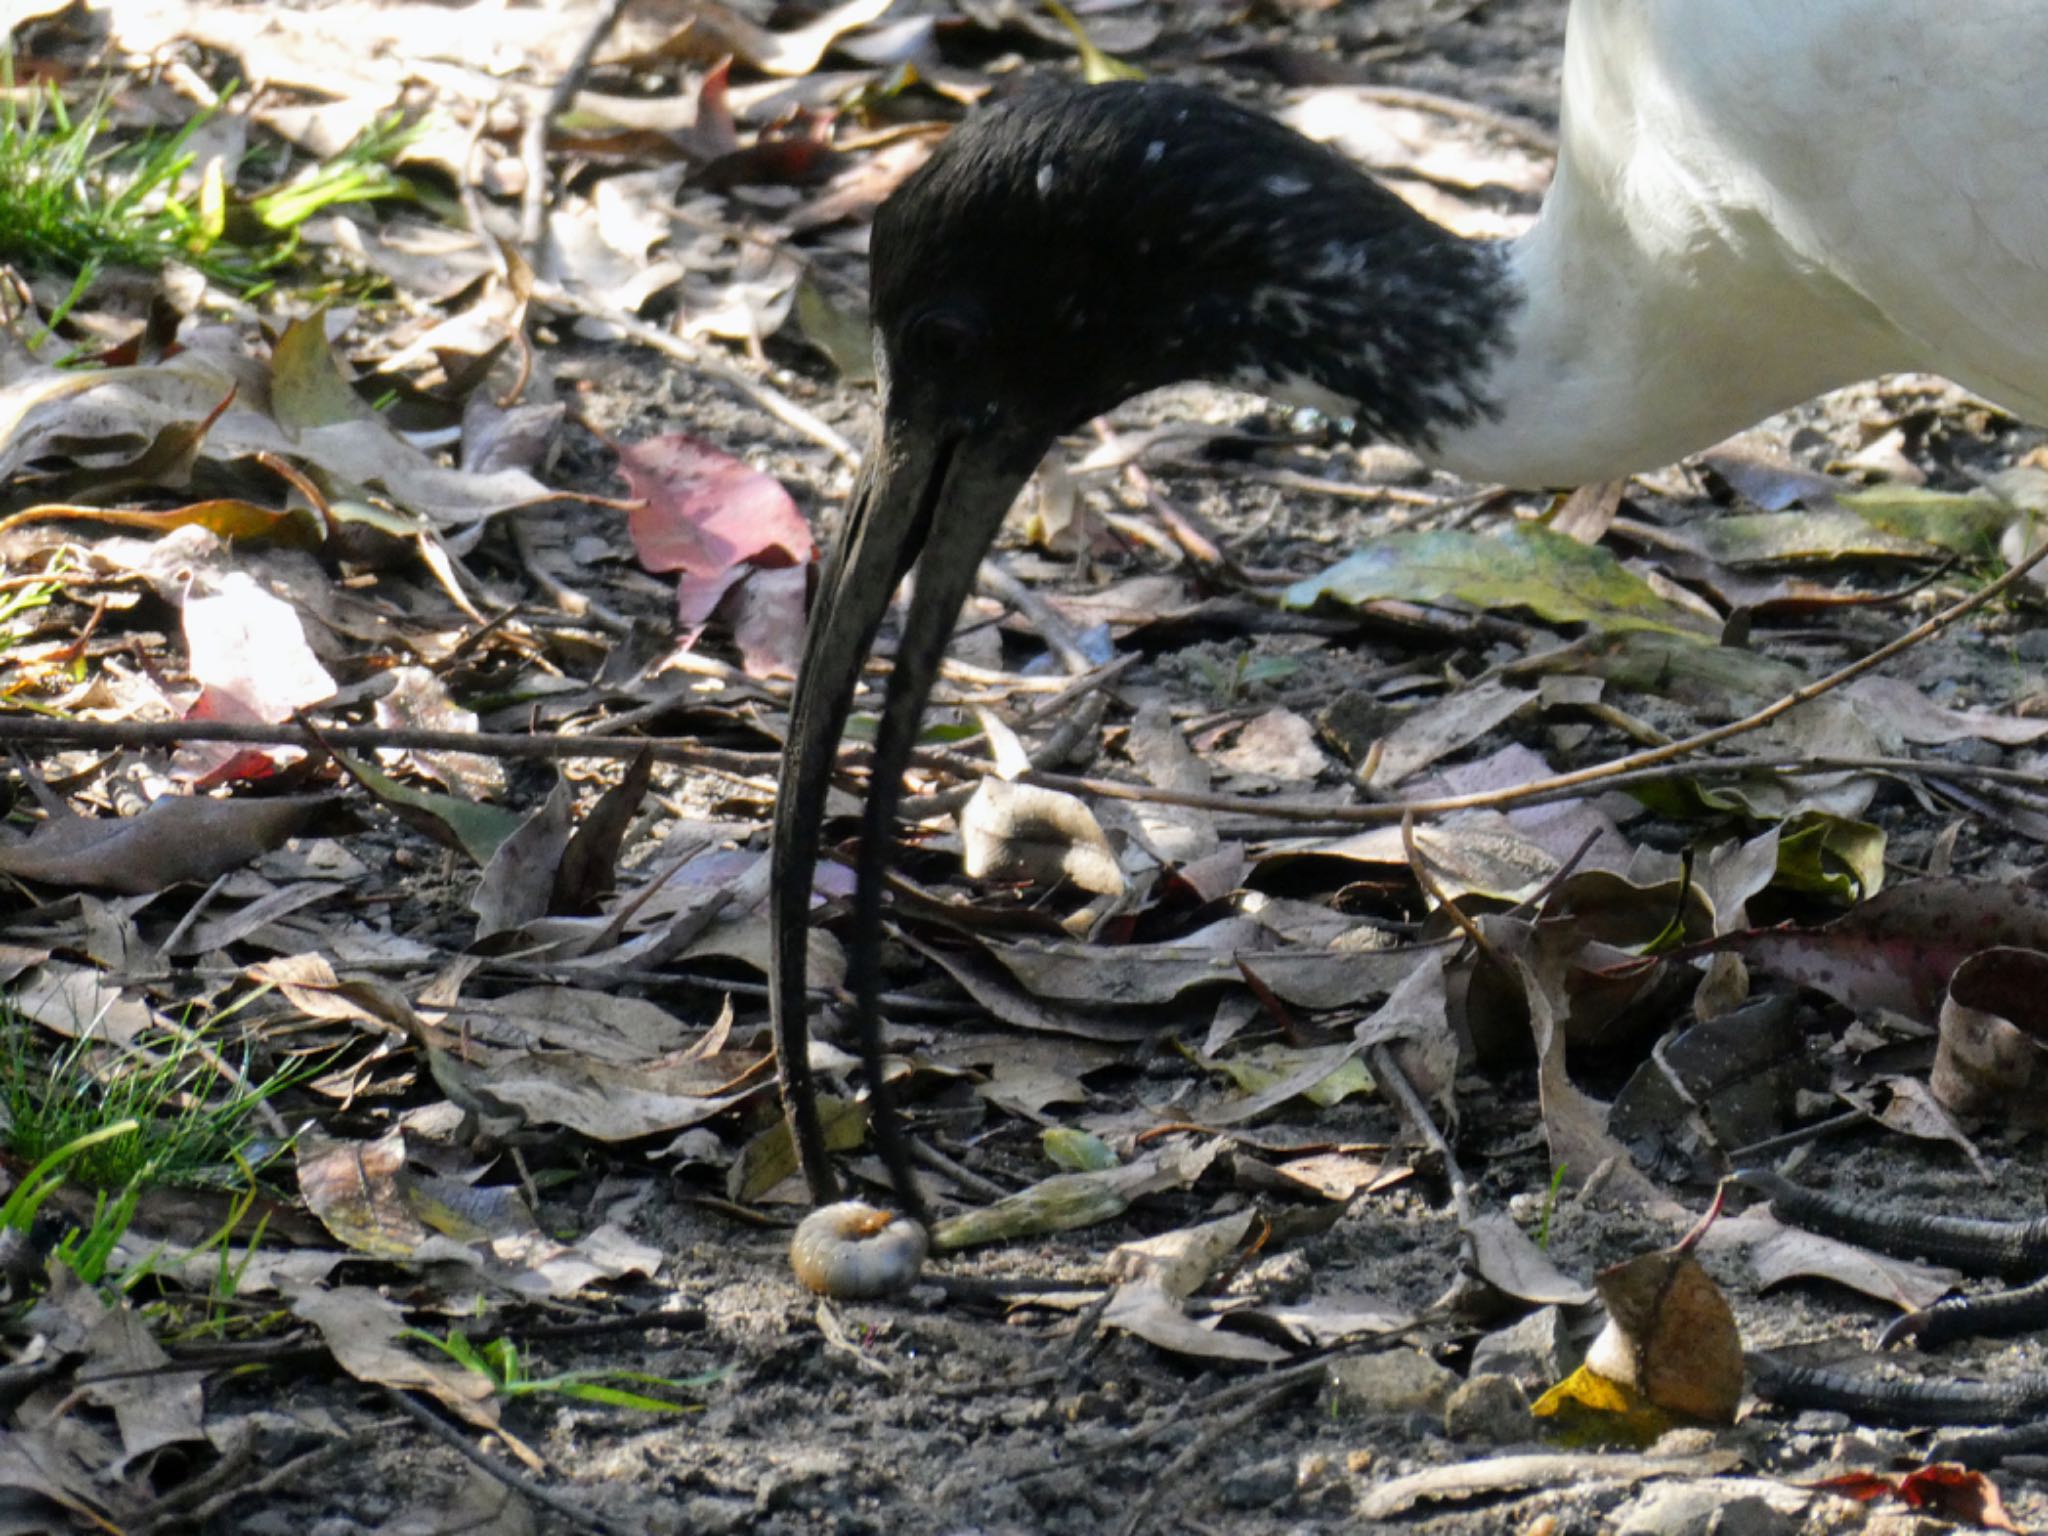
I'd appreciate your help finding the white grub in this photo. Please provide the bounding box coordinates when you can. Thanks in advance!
[789,1201,929,1299]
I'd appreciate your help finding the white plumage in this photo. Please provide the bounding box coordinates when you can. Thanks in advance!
[1439,0,2048,486]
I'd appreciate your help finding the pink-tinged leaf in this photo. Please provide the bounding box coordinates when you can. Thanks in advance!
[727,561,811,678]
[181,573,336,723]
[618,434,812,628]
[1718,879,2048,1023]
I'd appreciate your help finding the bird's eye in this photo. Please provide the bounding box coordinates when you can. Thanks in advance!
[905,309,982,370]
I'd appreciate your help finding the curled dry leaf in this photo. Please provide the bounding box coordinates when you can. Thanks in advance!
[1357,1450,1741,1521]
[1814,1464,2022,1531]
[1107,1209,1257,1297]
[1931,947,2048,1128]
[1722,879,2048,1024]
[1582,1245,1745,1426]
[958,779,1127,897]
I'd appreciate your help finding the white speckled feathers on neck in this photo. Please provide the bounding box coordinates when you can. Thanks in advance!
[1426,0,2048,488]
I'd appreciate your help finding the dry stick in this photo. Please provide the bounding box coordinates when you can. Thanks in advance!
[0,714,780,773]
[508,511,636,634]
[385,1389,634,1536]
[1369,1042,1473,1227]
[519,0,635,249]
[8,546,2042,809]
[1113,1384,1300,1536]
[977,559,1099,675]
[909,1137,1012,1204]
[533,279,858,465]
[1401,810,1510,984]
[137,1435,361,1536]
[1027,538,2048,822]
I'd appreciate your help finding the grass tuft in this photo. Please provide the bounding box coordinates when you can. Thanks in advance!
[0,55,423,292]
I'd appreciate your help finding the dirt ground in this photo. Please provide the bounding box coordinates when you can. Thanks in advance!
[7,0,2048,1532]
[388,4,2046,1534]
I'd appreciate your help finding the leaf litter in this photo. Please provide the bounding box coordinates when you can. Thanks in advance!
[0,1,2046,1533]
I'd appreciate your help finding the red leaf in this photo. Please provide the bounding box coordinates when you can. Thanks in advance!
[618,433,812,629]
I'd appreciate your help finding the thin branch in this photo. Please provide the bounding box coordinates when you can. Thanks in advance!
[385,1388,635,1536]
[520,0,636,249]
[8,538,2042,824]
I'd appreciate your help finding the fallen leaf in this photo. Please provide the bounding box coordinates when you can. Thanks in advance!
[959,779,1126,896]
[1584,1244,1745,1425]
[1930,947,2048,1127]
[1287,527,1716,638]
[0,792,341,895]
[619,432,811,631]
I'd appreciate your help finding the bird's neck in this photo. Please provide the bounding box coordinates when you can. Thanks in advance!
[1354,155,1912,489]
[1204,208,1517,463]
[1225,123,1921,490]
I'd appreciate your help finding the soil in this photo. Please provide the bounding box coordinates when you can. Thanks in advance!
[41,1,2048,1532]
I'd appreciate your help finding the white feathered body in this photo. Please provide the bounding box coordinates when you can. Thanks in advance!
[1434,0,2048,485]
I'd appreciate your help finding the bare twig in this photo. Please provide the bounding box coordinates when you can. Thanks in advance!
[1113,1384,1300,1536]
[977,559,1099,676]
[9,533,2042,828]
[0,714,780,773]
[520,0,636,249]
[137,1433,362,1535]
[385,1389,635,1536]
[1369,1042,1472,1226]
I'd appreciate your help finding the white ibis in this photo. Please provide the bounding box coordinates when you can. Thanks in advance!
[769,7,2048,1241]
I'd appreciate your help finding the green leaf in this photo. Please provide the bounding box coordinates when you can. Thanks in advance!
[1285,527,1713,637]
[1041,1127,1118,1172]
[1774,812,1885,902]
[1207,1044,1375,1109]
[1835,487,2011,557]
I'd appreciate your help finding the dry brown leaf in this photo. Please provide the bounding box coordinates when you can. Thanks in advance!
[293,1287,536,1466]
[1100,1277,1289,1363]
[1362,681,1539,789]
[1464,1211,1596,1307]
[1586,1247,1745,1425]
[79,1302,205,1460]
[1108,1209,1257,1297]
[1702,1209,1960,1313]
[1931,946,2048,1127]
[0,793,341,895]
[959,779,1126,896]
[659,0,896,75]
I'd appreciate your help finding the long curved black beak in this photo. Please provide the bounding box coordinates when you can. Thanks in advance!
[770,409,1040,1224]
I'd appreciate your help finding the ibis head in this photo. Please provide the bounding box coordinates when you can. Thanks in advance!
[768,81,1510,1215]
